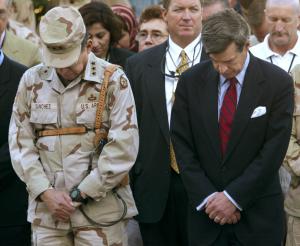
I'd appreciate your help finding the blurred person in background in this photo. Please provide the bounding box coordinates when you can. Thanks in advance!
[284,64,300,246]
[0,0,40,67]
[136,5,168,52]
[79,1,134,68]
[112,4,138,52]
[250,0,300,74]
[9,0,36,31]
[201,0,229,22]
[241,0,269,46]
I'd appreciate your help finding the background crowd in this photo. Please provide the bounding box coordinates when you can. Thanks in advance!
[1,0,300,245]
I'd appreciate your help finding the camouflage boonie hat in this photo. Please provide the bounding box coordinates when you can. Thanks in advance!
[39,6,86,68]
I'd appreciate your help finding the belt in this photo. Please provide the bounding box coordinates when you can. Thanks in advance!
[37,127,87,137]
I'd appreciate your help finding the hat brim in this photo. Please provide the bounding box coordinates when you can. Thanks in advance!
[41,43,81,68]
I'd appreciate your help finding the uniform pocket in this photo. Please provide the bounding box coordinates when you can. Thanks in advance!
[30,103,58,124]
[76,102,98,129]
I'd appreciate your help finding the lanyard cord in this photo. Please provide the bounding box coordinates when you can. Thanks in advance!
[269,53,296,74]
[162,39,202,78]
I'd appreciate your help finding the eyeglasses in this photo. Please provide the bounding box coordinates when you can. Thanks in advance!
[136,32,168,42]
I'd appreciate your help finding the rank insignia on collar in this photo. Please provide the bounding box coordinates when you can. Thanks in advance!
[88,94,97,101]
[120,75,128,89]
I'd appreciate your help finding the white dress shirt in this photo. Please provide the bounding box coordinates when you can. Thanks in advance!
[165,34,202,126]
[250,31,300,73]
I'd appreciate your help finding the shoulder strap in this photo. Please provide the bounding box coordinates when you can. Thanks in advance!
[94,64,119,146]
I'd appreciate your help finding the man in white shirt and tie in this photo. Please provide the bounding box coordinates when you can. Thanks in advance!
[125,0,208,245]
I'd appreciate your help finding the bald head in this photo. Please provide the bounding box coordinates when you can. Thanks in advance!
[266,0,300,13]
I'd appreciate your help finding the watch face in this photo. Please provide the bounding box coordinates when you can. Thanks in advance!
[70,189,79,200]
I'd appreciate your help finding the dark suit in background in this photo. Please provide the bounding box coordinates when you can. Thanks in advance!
[126,38,208,245]
[0,54,30,246]
[109,47,134,69]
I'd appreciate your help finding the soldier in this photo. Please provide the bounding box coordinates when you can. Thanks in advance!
[284,64,300,246]
[9,6,138,246]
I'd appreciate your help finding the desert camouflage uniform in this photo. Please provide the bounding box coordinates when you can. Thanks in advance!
[9,0,36,32]
[284,64,300,246]
[8,19,40,46]
[9,52,139,245]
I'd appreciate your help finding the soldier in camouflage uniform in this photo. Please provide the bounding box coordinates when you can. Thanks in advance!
[284,64,300,246]
[9,6,138,246]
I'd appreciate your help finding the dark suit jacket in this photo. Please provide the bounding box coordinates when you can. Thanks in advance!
[125,41,208,223]
[109,47,134,69]
[171,54,294,245]
[0,55,28,226]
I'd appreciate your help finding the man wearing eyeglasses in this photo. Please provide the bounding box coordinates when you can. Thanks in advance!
[125,0,208,245]
[136,5,168,52]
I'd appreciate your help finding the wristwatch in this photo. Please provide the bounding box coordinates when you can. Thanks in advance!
[69,187,87,203]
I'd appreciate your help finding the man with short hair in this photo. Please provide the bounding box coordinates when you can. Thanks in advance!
[136,5,168,52]
[9,6,138,245]
[250,0,300,73]
[241,0,269,45]
[201,0,229,22]
[125,0,208,245]
[171,9,293,245]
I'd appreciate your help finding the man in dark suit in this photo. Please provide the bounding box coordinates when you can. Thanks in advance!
[0,50,30,245]
[171,9,294,246]
[125,0,208,245]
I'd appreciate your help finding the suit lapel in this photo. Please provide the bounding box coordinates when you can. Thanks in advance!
[145,43,170,143]
[222,55,265,163]
[202,68,222,161]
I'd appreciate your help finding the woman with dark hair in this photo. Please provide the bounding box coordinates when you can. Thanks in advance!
[79,1,134,68]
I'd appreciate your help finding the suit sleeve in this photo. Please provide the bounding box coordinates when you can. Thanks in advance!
[171,75,217,208]
[225,74,294,209]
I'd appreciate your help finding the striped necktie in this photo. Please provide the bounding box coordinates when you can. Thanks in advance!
[219,77,238,156]
[170,50,189,174]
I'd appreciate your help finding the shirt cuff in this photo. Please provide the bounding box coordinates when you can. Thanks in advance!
[224,190,243,211]
[196,192,217,211]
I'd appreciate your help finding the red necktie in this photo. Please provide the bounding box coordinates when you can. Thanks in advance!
[219,77,237,156]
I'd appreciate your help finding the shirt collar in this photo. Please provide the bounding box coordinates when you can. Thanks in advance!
[263,31,300,58]
[220,51,250,86]
[0,49,4,66]
[168,34,202,62]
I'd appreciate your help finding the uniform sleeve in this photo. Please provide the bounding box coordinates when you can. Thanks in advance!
[78,69,139,200]
[284,67,300,177]
[8,71,51,200]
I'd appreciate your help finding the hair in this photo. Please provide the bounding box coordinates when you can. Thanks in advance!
[266,0,300,11]
[139,5,164,26]
[202,8,250,54]
[162,0,201,9]
[111,4,138,50]
[201,0,229,8]
[79,1,123,45]
[242,0,266,28]
[80,32,89,52]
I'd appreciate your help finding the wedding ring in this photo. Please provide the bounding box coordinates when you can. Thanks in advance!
[214,216,221,222]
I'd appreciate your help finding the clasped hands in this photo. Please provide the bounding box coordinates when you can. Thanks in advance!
[40,189,86,223]
[205,192,241,225]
